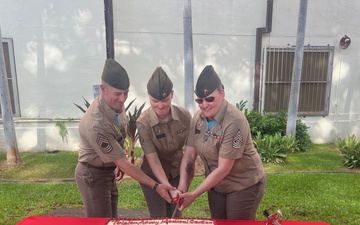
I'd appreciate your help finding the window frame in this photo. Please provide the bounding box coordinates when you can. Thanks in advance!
[261,45,334,116]
[1,38,20,117]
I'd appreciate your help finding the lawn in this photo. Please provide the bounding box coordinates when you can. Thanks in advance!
[0,144,359,225]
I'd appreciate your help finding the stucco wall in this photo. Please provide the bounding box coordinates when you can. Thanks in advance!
[0,0,106,119]
[0,119,79,152]
[112,0,266,113]
[0,0,360,152]
[0,0,105,151]
[267,0,360,143]
[112,0,360,144]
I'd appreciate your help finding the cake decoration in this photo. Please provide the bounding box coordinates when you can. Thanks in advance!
[106,218,214,225]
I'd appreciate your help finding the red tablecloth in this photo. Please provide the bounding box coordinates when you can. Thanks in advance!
[17,216,330,225]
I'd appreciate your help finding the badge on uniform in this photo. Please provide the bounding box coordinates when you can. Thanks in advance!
[196,119,204,134]
[96,133,113,153]
[232,130,243,149]
[176,128,187,134]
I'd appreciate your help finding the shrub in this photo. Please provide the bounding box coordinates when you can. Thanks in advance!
[243,110,286,137]
[243,109,266,136]
[54,119,69,144]
[336,134,360,169]
[253,132,296,164]
[295,118,312,152]
[237,101,312,152]
[54,118,75,144]
[261,111,287,136]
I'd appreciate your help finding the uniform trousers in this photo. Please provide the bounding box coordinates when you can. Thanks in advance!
[140,175,181,218]
[75,162,118,218]
[208,175,266,220]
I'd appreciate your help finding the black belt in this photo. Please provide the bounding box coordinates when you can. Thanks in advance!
[80,162,116,171]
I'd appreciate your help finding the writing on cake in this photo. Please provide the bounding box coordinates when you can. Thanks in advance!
[107,218,214,225]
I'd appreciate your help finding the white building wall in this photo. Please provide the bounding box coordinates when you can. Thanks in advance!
[268,0,360,143]
[112,0,360,144]
[0,0,106,151]
[0,0,106,118]
[112,0,266,112]
[0,0,359,152]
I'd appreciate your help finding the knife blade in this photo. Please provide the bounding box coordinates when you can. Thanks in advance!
[171,201,180,218]
[171,193,183,218]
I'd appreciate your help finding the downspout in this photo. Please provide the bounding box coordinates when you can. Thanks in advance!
[104,0,115,59]
[253,0,273,112]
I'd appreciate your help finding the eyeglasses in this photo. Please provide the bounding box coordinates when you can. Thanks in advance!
[195,96,215,104]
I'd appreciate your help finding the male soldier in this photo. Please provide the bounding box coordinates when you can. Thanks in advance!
[75,59,174,218]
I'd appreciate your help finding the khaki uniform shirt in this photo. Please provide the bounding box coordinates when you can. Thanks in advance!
[78,95,127,167]
[137,105,191,179]
[188,100,265,193]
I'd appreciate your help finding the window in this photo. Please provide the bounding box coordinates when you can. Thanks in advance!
[0,38,20,116]
[263,46,334,116]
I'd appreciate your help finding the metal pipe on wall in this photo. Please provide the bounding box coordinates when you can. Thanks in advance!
[253,0,273,112]
[104,0,114,59]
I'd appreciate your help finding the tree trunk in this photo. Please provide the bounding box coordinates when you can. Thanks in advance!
[286,0,308,136]
[0,26,22,166]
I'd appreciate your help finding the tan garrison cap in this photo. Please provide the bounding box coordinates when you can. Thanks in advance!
[101,59,130,90]
[147,67,173,100]
[195,65,222,98]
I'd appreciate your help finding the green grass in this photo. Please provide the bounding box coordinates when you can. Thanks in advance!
[0,182,81,223]
[0,144,359,225]
[0,151,78,180]
[264,143,348,172]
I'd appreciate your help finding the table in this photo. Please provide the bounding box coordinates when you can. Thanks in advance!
[17,216,330,225]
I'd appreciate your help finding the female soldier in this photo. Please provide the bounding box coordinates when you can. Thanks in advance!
[136,67,191,218]
[178,65,266,220]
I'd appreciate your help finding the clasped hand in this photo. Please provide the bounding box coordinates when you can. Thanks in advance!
[170,190,184,205]
[114,167,124,181]
[177,192,196,211]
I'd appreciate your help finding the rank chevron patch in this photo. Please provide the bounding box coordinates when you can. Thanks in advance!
[96,133,113,153]
[232,130,243,149]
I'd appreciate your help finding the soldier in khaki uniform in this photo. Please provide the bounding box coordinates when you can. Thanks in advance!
[136,67,191,218]
[75,59,174,218]
[178,65,266,220]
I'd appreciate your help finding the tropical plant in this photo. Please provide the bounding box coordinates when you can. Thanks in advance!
[294,118,312,152]
[54,118,75,144]
[336,134,360,168]
[235,100,248,111]
[242,109,266,135]
[236,101,312,152]
[253,132,296,164]
[74,97,146,164]
[124,98,146,164]
[52,97,91,144]
[73,96,91,113]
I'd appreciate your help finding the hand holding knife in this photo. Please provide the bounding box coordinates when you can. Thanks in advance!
[171,193,184,218]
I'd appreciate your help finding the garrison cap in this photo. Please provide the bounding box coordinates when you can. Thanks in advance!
[147,67,173,100]
[101,59,130,90]
[195,65,222,98]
